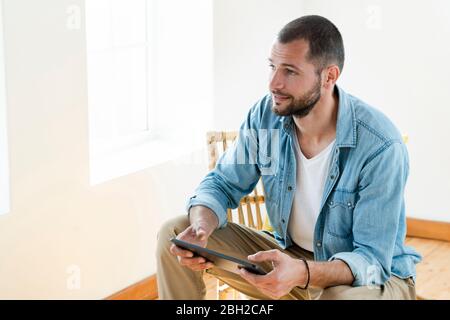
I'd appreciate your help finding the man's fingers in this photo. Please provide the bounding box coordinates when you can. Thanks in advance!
[248,249,280,263]
[238,267,262,285]
[190,262,215,271]
[238,268,280,299]
[238,266,278,286]
[239,267,274,285]
[178,256,214,269]
[170,244,194,258]
[179,256,206,266]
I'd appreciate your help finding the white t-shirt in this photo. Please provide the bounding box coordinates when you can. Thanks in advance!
[288,129,336,252]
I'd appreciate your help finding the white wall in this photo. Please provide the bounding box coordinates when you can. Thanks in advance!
[0,0,209,299]
[301,0,450,222]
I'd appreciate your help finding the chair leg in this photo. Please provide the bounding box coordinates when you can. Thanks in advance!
[218,279,245,300]
[217,279,230,300]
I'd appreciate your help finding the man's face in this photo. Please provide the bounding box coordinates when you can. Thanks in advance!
[268,39,323,118]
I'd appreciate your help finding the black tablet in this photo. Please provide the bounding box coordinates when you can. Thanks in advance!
[170,238,267,275]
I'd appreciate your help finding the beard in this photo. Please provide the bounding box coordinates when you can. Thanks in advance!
[271,76,322,118]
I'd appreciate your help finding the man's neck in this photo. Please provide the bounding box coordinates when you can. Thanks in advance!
[292,88,339,145]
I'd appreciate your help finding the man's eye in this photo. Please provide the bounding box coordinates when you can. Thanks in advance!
[286,69,296,75]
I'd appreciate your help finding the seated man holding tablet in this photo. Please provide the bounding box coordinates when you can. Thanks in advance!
[156,15,421,300]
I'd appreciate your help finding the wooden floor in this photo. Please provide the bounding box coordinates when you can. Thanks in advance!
[202,237,450,300]
[405,237,450,300]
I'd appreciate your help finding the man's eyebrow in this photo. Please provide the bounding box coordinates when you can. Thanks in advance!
[267,58,301,71]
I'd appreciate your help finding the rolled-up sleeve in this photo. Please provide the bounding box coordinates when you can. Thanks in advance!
[329,141,409,286]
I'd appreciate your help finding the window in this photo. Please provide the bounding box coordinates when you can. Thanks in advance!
[86,0,213,185]
[0,0,10,215]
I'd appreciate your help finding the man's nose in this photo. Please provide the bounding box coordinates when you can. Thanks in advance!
[269,70,284,91]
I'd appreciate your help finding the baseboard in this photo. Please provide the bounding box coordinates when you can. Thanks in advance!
[407,217,450,242]
[105,275,158,300]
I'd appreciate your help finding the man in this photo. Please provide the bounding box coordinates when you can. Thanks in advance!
[156,15,422,300]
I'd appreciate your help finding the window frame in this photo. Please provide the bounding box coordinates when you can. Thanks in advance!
[86,0,159,185]
[86,0,213,186]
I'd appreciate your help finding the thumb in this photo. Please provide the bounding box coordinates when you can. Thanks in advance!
[248,249,280,263]
[196,227,207,241]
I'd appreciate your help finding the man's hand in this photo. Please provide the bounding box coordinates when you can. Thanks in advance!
[170,220,215,272]
[237,249,308,299]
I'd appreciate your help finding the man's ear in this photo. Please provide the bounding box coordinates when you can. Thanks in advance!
[323,65,340,89]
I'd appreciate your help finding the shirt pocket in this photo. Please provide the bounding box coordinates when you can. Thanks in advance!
[325,189,356,239]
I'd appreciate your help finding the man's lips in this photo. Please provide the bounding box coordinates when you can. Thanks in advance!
[273,94,291,103]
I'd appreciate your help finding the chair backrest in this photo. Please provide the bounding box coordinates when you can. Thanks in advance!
[206,131,267,230]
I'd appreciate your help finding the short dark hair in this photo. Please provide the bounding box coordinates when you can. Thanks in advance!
[277,15,345,73]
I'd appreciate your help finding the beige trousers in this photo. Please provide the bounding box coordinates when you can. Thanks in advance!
[156,215,416,300]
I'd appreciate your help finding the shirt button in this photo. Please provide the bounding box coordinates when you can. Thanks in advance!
[287,186,292,191]
[329,200,334,205]
[330,175,335,180]
[347,202,352,207]
[316,242,322,247]
[281,219,286,224]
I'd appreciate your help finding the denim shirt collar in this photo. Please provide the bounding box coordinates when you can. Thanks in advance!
[280,85,357,148]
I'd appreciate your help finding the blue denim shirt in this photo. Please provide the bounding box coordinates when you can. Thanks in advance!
[187,86,422,286]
